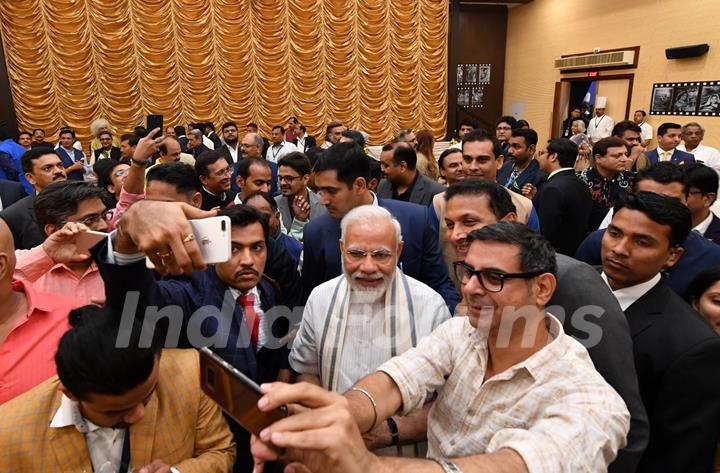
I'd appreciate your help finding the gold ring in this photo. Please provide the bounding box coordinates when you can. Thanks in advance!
[182,233,195,243]
[156,251,172,258]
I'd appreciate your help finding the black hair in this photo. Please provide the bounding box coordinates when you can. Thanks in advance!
[98,130,113,139]
[687,266,720,305]
[612,120,642,137]
[381,144,394,153]
[546,138,579,168]
[444,180,516,220]
[32,128,44,135]
[658,122,682,137]
[466,221,557,276]
[204,122,216,132]
[278,152,311,176]
[59,128,76,139]
[20,147,62,174]
[194,150,226,177]
[635,110,647,117]
[247,122,258,130]
[313,142,369,188]
[158,136,180,155]
[592,137,627,157]
[218,204,269,244]
[495,115,518,129]
[34,181,108,232]
[683,163,719,198]
[510,128,538,146]
[244,190,279,212]
[56,305,162,401]
[146,162,201,195]
[637,162,685,188]
[515,119,530,128]
[94,158,125,193]
[305,146,323,167]
[463,129,502,159]
[368,157,382,184]
[221,121,237,132]
[459,117,481,129]
[326,121,343,138]
[272,125,285,135]
[341,129,366,148]
[173,125,186,136]
[236,157,270,180]
[613,192,691,247]
[120,133,139,147]
[438,147,462,171]
[134,126,148,138]
[17,131,32,140]
[392,146,417,169]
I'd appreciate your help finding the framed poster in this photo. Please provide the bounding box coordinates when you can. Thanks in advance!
[650,81,720,116]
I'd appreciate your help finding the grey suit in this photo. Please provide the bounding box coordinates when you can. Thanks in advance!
[275,189,326,240]
[376,173,445,206]
[550,255,649,473]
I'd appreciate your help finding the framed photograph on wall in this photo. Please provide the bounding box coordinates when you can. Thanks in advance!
[478,65,491,84]
[466,65,478,84]
[651,81,720,116]
[651,86,674,114]
[471,87,484,108]
[457,88,470,107]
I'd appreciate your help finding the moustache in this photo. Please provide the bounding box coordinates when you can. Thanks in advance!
[235,268,259,278]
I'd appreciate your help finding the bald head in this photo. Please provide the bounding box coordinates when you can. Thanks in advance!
[241,132,264,159]
[0,219,17,285]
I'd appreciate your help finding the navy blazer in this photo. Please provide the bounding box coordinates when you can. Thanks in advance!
[575,229,720,298]
[644,148,695,167]
[497,159,548,194]
[56,147,85,181]
[703,213,720,245]
[302,198,459,311]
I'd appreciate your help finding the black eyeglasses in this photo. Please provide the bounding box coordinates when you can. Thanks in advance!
[453,261,544,293]
[60,209,111,228]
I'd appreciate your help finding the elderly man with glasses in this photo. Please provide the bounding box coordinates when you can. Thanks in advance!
[254,222,631,473]
[290,204,450,456]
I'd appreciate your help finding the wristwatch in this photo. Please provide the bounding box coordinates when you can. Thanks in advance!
[432,458,463,473]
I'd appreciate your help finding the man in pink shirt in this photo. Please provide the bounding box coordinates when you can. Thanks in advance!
[0,219,82,405]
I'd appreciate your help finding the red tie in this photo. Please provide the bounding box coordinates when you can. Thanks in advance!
[238,293,259,351]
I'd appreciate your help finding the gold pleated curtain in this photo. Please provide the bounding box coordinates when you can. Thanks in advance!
[0,0,448,147]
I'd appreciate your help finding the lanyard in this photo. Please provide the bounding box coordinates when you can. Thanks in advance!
[272,144,284,159]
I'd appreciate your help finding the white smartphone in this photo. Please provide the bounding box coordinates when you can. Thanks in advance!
[75,230,109,256]
[146,216,232,268]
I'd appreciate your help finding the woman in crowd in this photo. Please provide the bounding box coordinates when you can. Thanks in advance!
[415,129,440,180]
[687,266,720,336]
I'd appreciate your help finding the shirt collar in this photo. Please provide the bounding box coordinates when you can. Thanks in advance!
[601,272,661,311]
[50,394,110,434]
[548,167,574,179]
[694,212,714,236]
[11,279,55,314]
[230,284,259,301]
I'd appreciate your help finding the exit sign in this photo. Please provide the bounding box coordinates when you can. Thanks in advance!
[587,71,599,77]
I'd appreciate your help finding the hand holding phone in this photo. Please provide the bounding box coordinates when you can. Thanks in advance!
[146,114,164,136]
[146,216,231,269]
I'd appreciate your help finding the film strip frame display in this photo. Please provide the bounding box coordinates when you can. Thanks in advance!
[650,81,720,116]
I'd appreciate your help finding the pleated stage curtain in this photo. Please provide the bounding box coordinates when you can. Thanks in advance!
[0,0,448,146]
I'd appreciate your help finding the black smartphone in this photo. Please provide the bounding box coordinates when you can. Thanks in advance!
[146,114,164,135]
[199,347,288,435]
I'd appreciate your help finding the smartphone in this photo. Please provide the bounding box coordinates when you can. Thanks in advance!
[75,230,108,256]
[146,114,164,135]
[146,216,231,268]
[199,347,288,435]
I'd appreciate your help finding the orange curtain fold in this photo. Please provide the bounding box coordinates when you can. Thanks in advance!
[0,1,448,147]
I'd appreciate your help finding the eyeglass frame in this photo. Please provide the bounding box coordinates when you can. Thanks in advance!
[343,247,394,263]
[59,209,111,228]
[278,174,303,183]
[452,261,545,293]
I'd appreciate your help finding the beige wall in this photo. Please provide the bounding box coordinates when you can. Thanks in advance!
[505,0,720,148]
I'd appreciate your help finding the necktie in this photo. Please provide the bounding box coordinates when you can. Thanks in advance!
[238,293,259,351]
[661,151,670,162]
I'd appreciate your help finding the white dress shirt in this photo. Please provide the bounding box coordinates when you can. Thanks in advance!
[50,394,127,473]
[694,211,714,237]
[202,135,215,150]
[587,114,615,142]
[638,122,653,143]
[229,285,267,348]
[601,272,661,311]
[226,143,240,163]
[656,147,675,161]
[265,141,298,163]
[678,143,720,172]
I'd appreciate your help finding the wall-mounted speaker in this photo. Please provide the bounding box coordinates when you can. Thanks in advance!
[665,44,709,59]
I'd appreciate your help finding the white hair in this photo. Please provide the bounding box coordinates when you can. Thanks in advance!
[90,118,111,136]
[340,205,402,245]
[572,120,586,133]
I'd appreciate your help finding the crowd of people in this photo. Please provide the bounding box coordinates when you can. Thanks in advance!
[0,109,719,473]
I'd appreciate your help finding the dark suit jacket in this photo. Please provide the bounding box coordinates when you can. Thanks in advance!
[191,144,211,159]
[56,147,85,181]
[702,213,720,245]
[219,144,240,166]
[534,169,592,256]
[643,148,695,167]
[376,172,445,207]
[178,136,189,153]
[0,179,27,210]
[302,198,459,311]
[551,255,648,473]
[93,147,121,161]
[625,281,720,473]
[199,187,236,210]
[497,159,548,194]
[293,135,317,153]
[96,247,291,473]
[575,229,720,298]
[0,194,44,250]
[207,131,223,150]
